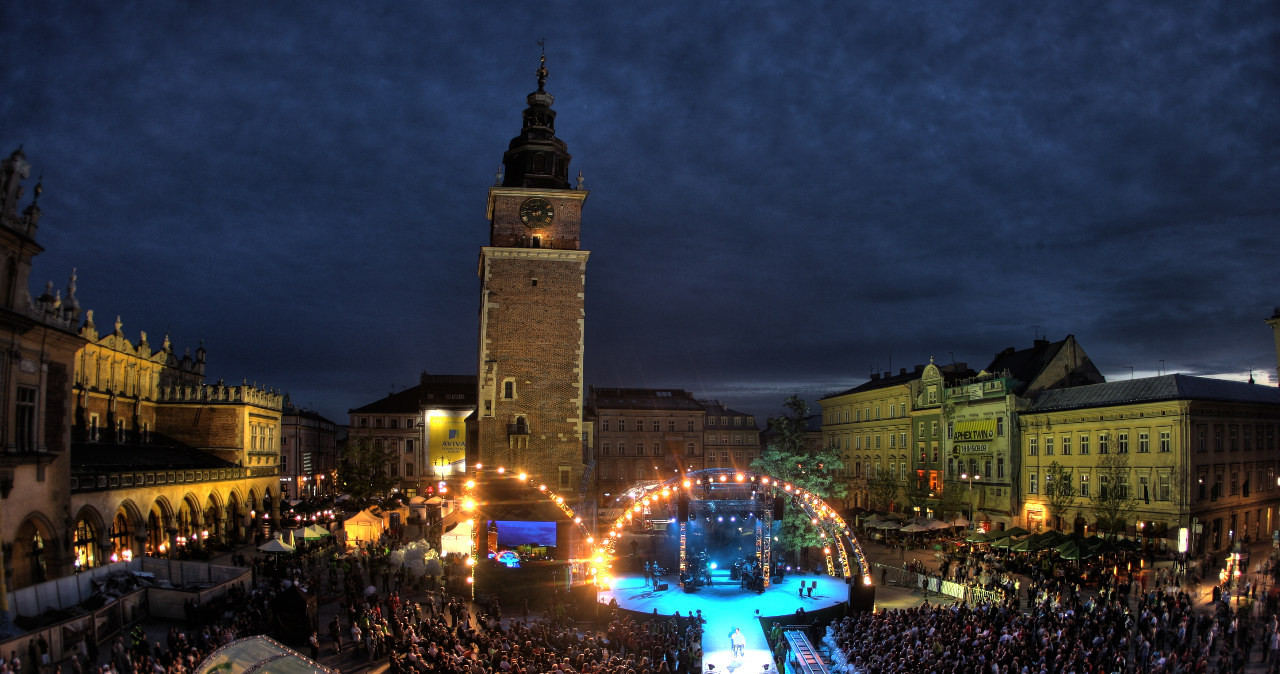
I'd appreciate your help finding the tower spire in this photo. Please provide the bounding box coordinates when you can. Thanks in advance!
[500,44,572,189]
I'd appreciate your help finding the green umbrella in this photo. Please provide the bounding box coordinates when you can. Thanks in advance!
[1002,526,1031,538]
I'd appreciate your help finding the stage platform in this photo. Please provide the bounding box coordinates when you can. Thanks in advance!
[600,569,849,672]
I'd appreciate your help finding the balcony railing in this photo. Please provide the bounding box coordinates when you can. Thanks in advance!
[508,424,530,436]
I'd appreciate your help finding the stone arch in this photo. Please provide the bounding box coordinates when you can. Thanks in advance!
[70,504,108,571]
[224,488,245,543]
[111,499,145,561]
[173,491,204,549]
[11,511,59,588]
[202,489,225,544]
[145,496,176,556]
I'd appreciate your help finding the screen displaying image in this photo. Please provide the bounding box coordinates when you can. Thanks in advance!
[490,520,557,548]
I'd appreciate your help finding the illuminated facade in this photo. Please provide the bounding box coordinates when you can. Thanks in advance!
[1020,375,1280,553]
[943,336,1103,530]
[475,57,588,494]
[348,373,475,495]
[588,387,706,505]
[820,368,917,510]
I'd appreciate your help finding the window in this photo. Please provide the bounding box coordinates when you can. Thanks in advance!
[997,456,1005,478]
[1061,435,1071,455]
[900,432,907,447]
[900,404,907,417]
[707,415,716,426]
[617,442,626,456]
[1214,427,1223,451]
[669,420,676,432]
[688,420,695,432]
[721,416,728,425]
[887,406,894,419]
[390,463,399,478]
[653,420,661,432]
[1230,426,1239,451]
[1118,431,1129,454]
[636,442,644,455]
[1079,435,1089,455]
[947,422,953,439]
[90,412,100,442]
[559,466,571,489]
[996,417,1004,437]
[932,444,939,462]
[686,442,695,456]
[375,418,383,428]
[1079,473,1090,497]
[1045,437,1054,456]
[889,434,896,448]
[918,422,925,437]
[1099,433,1109,454]
[721,435,729,444]
[874,435,881,449]
[389,418,398,429]
[1029,437,1038,456]
[734,450,743,463]
[406,463,414,476]
[928,388,938,404]
[1099,475,1110,499]
[601,420,610,432]
[653,444,661,456]
[602,442,611,456]
[15,386,36,451]
[1231,471,1239,496]
[618,420,626,432]
[1157,473,1171,501]
[931,421,938,437]
[1138,475,1150,502]
[1197,427,1207,452]
[855,436,862,450]
[1029,472,1038,495]
[405,441,414,454]
[735,417,742,426]
[1138,431,1150,453]
[875,406,881,420]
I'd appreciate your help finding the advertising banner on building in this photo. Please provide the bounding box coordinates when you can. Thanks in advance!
[428,415,467,467]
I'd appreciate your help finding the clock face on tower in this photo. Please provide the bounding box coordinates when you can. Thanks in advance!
[518,197,555,228]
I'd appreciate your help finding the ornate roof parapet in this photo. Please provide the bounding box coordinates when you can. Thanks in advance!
[157,380,283,410]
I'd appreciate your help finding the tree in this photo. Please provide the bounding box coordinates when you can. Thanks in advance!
[1091,453,1139,537]
[1043,461,1077,532]
[338,436,398,507]
[750,396,848,560]
[938,481,968,524]
[867,470,899,513]
[904,475,932,517]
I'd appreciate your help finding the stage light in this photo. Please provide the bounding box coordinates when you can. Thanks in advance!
[761,477,770,484]
[683,480,691,488]
[574,517,582,524]
[717,516,723,522]
[465,480,475,489]
[735,474,744,482]
[710,562,718,569]
[539,484,547,491]
[730,516,736,522]
[518,472,527,481]
[497,467,505,474]
[719,475,727,482]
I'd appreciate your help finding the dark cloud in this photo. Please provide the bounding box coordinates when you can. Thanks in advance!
[3,1,1278,423]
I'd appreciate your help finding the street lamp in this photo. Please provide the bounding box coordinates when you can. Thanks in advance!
[960,472,980,524]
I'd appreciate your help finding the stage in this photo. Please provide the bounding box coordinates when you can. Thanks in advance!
[600,569,850,672]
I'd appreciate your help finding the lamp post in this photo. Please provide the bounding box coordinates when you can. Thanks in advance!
[961,472,980,525]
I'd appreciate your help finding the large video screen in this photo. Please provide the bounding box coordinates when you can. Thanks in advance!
[490,520,558,548]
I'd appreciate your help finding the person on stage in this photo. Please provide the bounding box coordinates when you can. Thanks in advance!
[731,627,746,657]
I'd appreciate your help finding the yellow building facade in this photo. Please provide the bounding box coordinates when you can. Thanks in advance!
[1020,375,1280,554]
[821,370,915,510]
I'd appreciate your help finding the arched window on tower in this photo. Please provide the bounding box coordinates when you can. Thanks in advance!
[533,153,546,174]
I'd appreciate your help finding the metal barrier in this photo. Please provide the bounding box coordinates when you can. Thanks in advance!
[872,563,1006,605]
[783,626,830,674]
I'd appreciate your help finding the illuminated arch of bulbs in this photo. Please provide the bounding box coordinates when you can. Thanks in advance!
[460,464,605,596]
[600,467,873,588]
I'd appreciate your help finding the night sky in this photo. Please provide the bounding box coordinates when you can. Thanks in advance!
[4,3,1279,425]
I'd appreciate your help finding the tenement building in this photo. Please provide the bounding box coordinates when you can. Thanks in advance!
[280,401,338,500]
[699,400,760,472]
[475,56,588,494]
[588,387,706,509]
[348,373,476,495]
[1020,374,1280,555]
[820,368,918,512]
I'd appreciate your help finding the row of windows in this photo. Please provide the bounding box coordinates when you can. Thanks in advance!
[600,441,698,457]
[706,415,753,427]
[826,402,910,424]
[356,416,418,429]
[1028,429,1171,456]
[600,418,697,433]
[707,434,753,445]
[829,432,913,451]
[1195,424,1279,453]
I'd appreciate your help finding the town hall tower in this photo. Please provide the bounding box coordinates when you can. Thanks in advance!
[476,55,588,494]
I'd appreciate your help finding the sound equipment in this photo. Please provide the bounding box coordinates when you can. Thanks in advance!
[657,583,669,591]
[773,496,785,520]
[678,497,689,522]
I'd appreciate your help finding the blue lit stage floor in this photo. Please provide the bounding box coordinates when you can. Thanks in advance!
[600,569,849,673]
